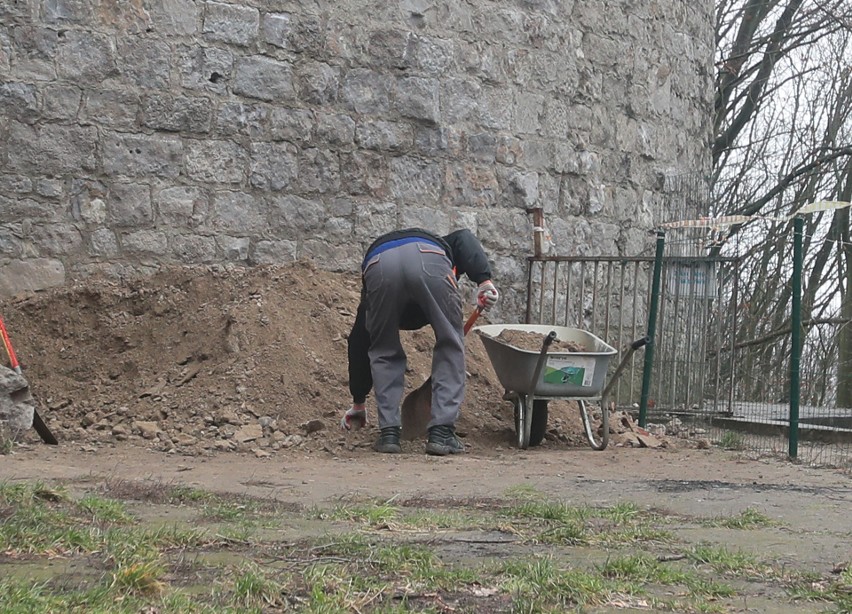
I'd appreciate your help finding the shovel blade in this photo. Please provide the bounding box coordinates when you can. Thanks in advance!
[400,378,432,441]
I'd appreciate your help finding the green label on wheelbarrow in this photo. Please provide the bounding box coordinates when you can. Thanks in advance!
[543,357,595,387]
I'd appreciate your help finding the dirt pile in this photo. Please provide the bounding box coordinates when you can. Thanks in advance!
[0,262,696,457]
[1,262,604,457]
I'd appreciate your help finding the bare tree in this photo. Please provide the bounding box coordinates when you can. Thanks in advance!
[711,0,852,406]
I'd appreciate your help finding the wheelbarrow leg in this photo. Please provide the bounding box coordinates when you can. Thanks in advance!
[579,399,610,450]
[580,336,650,451]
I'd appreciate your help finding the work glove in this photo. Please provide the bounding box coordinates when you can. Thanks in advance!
[340,404,367,431]
[477,280,499,311]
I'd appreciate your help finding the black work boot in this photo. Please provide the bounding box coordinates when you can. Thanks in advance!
[425,425,465,456]
[373,426,401,454]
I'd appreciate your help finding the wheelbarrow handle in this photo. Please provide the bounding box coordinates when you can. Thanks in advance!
[630,336,651,351]
[527,330,557,394]
[600,334,650,400]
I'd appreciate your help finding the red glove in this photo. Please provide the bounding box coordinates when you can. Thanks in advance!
[477,280,499,310]
[341,404,367,431]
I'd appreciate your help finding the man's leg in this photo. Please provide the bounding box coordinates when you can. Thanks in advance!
[363,250,407,431]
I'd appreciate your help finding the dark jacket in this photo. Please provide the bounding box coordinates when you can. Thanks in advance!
[347,228,492,403]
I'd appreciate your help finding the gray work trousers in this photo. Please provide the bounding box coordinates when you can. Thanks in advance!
[362,240,464,429]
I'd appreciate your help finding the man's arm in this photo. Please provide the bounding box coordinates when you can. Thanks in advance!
[442,229,492,284]
[347,299,372,404]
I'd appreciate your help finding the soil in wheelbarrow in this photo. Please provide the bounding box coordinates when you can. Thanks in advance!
[492,329,587,353]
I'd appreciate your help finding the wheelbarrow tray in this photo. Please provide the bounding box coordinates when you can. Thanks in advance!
[473,324,617,398]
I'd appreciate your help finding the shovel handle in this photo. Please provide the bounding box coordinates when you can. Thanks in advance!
[0,316,21,373]
[463,305,484,336]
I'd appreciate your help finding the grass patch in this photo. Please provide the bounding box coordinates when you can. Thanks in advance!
[702,507,773,529]
[717,430,745,450]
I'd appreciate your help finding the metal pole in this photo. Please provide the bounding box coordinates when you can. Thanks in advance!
[789,216,803,458]
[639,230,666,427]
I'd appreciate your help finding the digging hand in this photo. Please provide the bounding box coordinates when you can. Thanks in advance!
[341,404,367,431]
[477,280,499,311]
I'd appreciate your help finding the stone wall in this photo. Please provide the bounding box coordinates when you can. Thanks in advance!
[0,0,714,318]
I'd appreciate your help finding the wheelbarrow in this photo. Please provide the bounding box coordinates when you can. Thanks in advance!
[473,323,648,450]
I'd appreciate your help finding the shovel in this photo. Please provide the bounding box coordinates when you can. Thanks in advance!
[0,315,58,445]
[400,306,483,441]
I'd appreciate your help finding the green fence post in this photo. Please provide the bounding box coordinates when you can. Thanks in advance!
[789,216,803,458]
[639,230,665,428]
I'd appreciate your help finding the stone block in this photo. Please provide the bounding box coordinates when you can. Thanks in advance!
[185,140,248,183]
[315,112,355,146]
[261,12,292,49]
[252,239,297,265]
[296,60,339,105]
[410,35,454,75]
[103,133,183,179]
[0,83,39,124]
[268,107,314,143]
[479,87,513,130]
[56,30,116,82]
[388,156,441,204]
[395,76,439,124]
[82,89,140,129]
[202,1,259,46]
[505,171,540,209]
[355,120,412,151]
[367,29,412,69]
[41,84,81,120]
[0,224,23,257]
[353,200,397,241]
[442,164,499,208]
[42,0,92,24]
[88,228,119,257]
[399,207,450,233]
[116,37,172,89]
[216,101,268,137]
[0,258,65,298]
[467,132,497,162]
[0,175,32,195]
[285,14,324,55]
[340,151,387,197]
[70,179,108,224]
[30,223,84,255]
[36,179,64,198]
[156,186,208,226]
[250,142,298,191]
[341,69,391,114]
[297,148,339,194]
[514,92,545,135]
[9,26,57,80]
[269,195,325,232]
[0,197,55,223]
[208,191,266,233]
[109,183,153,227]
[141,95,213,133]
[171,235,217,263]
[145,0,198,36]
[216,235,250,261]
[121,230,168,256]
[6,122,97,174]
[0,366,34,434]
[233,56,295,102]
[441,78,481,123]
[179,45,233,93]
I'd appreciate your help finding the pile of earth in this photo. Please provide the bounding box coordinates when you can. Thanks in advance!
[0,261,605,457]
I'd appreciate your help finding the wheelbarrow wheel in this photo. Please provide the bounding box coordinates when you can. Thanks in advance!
[579,398,610,451]
[513,398,548,449]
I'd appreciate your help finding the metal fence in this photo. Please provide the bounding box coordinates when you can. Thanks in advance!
[524,230,852,470]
